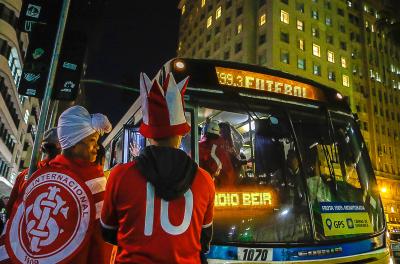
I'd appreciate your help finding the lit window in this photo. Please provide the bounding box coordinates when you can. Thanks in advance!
[312,43,320,57]
[312,10,318,19]
[298,58,306,69]
[207,16,212,28]
[178,41,182,51]
[216,6,222,19]
[371,24,374,32]
[313,64,321,75]
[237,23,242,34]
[24,110,29,124]
[325,17,332,26]
[260,13,266,26]
[202,0,206,8]
[280,51,289,64]
[343,74,350,87]
[297,20,304,30]
[280,10,289,24]
[341,56,347,68]
[182,5,186,14]
[327,50,335,63]
[298,39,305,50]
[328,71,336,81]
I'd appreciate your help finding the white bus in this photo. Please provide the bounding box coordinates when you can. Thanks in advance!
[103,58,389,263]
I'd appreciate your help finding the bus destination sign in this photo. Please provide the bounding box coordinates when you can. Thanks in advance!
[215,192,272,209]
[215,67,325,101]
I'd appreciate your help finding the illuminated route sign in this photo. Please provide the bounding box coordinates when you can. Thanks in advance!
[215,67,326,101]
[215,192,272,209]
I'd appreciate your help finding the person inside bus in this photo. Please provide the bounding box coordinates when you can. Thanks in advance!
[6,127,61,218]
[283,149,305,206]
[305,144,334,204]
[101,72,215,264]
[199,119,237,186]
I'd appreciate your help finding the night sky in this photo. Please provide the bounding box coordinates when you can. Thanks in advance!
[84,0,180,125]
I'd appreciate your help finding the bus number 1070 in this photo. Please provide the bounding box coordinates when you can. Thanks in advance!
[238,248,272,262]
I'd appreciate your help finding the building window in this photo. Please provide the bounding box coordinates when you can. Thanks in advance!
[281,51,289,64]
[207,16,212,28]
[328,71,336,81]
[296,3,305,13]
[260,13,266,26]
[340,41,347,50]
[280,32,289,43]
[202,0,206,8]
[313,63,321,75]
[298,58,306,70]
[342,74,350,87]
[259,34,266,45]
[216,6,222,19]
[225,16,231,25]
[325,0,332,9]
[327,50,335,63]
[298,38,305,50]
[312,27,319,38]
[182,5,186,14]
[311,10,319,20]
[327,35,334,44]
[297,20,304,31]
[339,24,345,33]
[235,42,242,53]
[237,23,242,34]
[280,10,289,24]
[312,43,321,57]
[325,17,332,26]
[236,6,243,16]
[341,56,347,68]
[337,8,344,16]
[281,0,289,4]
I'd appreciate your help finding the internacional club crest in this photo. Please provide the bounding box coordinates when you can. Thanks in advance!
[6,170,94,264]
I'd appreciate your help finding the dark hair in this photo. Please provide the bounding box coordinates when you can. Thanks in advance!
[41,144,61,159]
[95,145,106,165]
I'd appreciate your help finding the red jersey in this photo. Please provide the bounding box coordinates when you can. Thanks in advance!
[199,136,236,186]
[3,155,112,264]
[101,161,215,264]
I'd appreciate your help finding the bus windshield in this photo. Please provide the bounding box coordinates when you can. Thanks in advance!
[198,105,384,244]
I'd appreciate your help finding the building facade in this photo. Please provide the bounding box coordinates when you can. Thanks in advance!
[0,0,39,194]
[177,0,400,230]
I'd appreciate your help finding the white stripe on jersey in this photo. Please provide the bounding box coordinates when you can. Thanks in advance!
[85,177,107,195]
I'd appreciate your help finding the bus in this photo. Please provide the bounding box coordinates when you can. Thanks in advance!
[103,58,390,263]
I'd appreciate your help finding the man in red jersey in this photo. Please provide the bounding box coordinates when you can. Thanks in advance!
[6,128,61,217]
[3,105,113,264]
[101,72,215,264]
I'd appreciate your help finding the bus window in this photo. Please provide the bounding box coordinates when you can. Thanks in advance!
[290,110,384,240]
[123,126,146,162]
[180,112,192,156]
[198,107,312,243]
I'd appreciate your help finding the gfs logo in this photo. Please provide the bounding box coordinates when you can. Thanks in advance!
[6,172,94,264]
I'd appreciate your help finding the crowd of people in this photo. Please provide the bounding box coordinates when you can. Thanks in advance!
[0,72,215,264]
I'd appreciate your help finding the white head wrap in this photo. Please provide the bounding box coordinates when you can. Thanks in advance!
[57,105,112,150]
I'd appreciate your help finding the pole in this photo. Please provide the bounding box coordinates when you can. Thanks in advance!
[27,0,71,180]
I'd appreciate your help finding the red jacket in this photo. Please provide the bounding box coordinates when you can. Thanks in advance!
[101,152,215,264]
[48,155,113,264]
[3,155,112,264]
[199,137,236,186]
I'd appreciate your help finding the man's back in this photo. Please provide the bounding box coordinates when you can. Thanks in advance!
[101,147,215,264]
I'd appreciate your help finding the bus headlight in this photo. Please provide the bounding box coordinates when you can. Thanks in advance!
[175,60,185,70]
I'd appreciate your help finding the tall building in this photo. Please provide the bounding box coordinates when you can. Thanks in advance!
[0,0,39,194]
[177,0,400,229]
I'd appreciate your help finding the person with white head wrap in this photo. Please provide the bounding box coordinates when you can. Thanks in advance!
[57,105,112,150]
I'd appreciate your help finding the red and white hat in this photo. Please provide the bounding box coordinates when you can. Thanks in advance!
[139,72,190,139]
